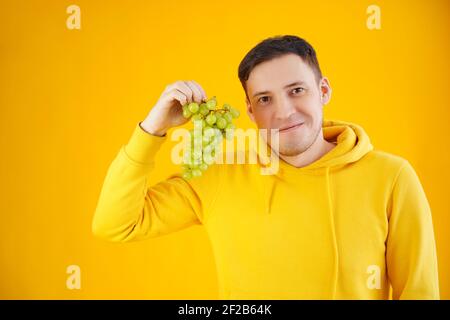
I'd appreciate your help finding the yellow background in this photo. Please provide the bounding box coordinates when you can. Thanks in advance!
[0,0,449,299]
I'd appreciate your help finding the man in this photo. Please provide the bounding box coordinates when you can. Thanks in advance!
[92,35,439,299]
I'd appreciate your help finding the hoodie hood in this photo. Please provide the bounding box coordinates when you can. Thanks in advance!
[252,119,374,215]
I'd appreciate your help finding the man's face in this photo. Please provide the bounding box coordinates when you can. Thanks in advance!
[245,53,331,157]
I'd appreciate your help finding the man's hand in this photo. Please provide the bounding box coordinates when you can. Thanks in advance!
[140,80,207,136]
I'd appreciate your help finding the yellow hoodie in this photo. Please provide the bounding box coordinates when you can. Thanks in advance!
[92,119,440,300]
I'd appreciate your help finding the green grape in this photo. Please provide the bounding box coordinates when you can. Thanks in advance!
[192,158,202,167]
[223,103,231,110]
[216,117,227,129]
[193,149,202,159]
[182,108,192,118]
[205,114,217,125]
[199,103,210,116]
[204,127,215,138]
[188,102,199,113]
[203,144,213,155]
[202,126,212,136]
[182,171,193,180]
[226,123,236,130]
[190,159,200,168]
[225,124,235,140]
[192,169,202,177]
[202,135,211,147]
[223,112,233,123]
[206,97,217,110]
[191,114,203,121]
[202,134,211,143]
[230,108,240,118]
[210,135,222,146]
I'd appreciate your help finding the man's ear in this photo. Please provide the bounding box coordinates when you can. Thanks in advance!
[319,77,332,106]
[246,98,255,123]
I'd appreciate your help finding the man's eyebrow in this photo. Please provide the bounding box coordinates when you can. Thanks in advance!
[252,81,306,98]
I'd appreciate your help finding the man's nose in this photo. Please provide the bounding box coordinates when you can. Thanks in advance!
[274,94,297,120]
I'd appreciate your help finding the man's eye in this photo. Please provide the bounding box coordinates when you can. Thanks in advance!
[258,96,270,104]
[292,87,305,94]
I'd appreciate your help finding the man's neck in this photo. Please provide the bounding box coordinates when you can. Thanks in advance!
[278,132,336,168]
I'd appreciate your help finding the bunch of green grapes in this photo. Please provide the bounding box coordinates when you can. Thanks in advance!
[181,96,240,180]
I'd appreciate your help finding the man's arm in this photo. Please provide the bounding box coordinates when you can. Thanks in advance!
[92,123,211,242]
[386,160,440,299]
[92,80,215,242]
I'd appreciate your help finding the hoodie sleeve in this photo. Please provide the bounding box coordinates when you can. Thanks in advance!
[386,160,440,299]
[91,123,219,242]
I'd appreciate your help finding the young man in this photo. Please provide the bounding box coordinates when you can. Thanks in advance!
[92,35,440,299]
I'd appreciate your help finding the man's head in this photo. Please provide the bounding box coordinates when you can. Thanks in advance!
[238,35,332,157]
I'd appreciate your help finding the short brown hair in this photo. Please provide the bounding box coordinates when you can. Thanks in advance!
[238,35,323,99]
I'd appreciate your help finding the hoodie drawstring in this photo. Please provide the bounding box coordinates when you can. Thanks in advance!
[325,166,339,299]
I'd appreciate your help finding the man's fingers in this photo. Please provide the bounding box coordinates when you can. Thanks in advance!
[184,80,204,104]
[165,80,206,105]
[166,81,193,104]
[190,80,207,102]
[164,88,188,107]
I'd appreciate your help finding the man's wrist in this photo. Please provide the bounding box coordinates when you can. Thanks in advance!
[125,123,167,165]
[139,121,167,137]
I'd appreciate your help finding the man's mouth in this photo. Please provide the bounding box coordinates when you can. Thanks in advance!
[279,122,304,133]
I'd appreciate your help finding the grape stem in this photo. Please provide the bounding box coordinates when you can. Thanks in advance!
[210,109,227,114]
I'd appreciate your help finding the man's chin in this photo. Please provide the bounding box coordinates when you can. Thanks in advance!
[278,146,307,157]
[276,136,309,157]
[274,123,322,157]
[268,140,308,157]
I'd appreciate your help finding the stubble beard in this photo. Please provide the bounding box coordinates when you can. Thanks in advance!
[273,119,323,157]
